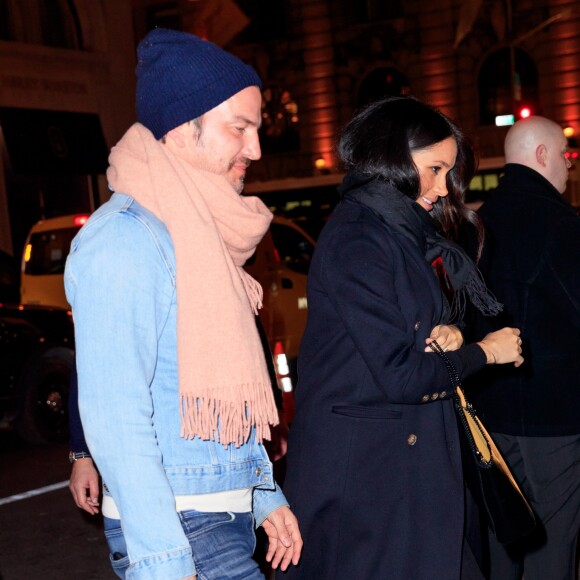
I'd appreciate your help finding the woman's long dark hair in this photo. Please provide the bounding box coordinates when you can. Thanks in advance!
[337,96,483,254]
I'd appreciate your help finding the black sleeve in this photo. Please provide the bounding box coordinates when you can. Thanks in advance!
[68,358,90,454]
[255,315,283,410]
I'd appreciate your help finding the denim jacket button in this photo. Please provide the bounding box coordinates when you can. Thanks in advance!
[255,467,262,477]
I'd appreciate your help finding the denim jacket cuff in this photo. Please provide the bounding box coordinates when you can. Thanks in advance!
[126,546,195,580]
[253,481,288,527]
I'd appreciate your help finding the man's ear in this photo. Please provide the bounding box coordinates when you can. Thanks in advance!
[165,123,192,148]
[535,144,547,167]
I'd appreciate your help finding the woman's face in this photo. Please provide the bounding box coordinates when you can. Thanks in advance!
[411,136,457,212]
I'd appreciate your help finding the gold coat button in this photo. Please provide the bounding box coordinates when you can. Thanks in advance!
[421,394,430,402]
[431,393,439,400]
[440,391,447,398]
[407,433,418,446]
[414,321,421,331]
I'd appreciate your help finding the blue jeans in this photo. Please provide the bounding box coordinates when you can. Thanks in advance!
[104,511,264,579]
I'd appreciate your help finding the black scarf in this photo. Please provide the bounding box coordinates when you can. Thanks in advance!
[338,170,502,324]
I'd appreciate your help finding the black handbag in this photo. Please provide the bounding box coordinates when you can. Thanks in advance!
[429,340,536,545]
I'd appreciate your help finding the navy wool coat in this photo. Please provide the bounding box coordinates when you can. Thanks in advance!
[281,199,486,579]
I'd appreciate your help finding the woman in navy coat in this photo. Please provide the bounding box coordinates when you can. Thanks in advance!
[280,97,524,579]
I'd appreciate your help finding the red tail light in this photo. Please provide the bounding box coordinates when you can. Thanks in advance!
[73,215,90,227]
[273,340,295,424]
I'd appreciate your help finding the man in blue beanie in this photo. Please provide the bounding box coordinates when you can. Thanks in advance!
[64,28,302,580]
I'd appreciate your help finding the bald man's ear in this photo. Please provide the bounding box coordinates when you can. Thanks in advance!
[536,144,547,167]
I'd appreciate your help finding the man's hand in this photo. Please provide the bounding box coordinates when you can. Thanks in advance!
[261,506,303,572]
[69,458,100,515]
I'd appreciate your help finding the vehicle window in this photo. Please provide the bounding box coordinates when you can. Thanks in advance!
[270,223,314,275]
[24,227,79,275]
[247,185,340,239]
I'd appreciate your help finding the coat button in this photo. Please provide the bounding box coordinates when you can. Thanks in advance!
[255,467,262,477]
[431,393,439,400]
[407,434,418,446]
[414,321,421,331]
[440,391,447,398]
[421,394,430,402]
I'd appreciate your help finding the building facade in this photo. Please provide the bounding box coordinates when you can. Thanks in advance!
[0,0,135,256]
[1,0,579,258]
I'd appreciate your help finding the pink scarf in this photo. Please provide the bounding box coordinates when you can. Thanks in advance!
[107,123,278,446]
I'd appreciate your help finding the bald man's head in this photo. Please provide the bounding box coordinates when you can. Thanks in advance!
[504,116,571,193]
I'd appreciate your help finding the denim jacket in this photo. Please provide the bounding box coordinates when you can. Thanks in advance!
[65,193,287,580]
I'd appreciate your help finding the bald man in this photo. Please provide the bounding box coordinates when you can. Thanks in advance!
[469,116,580,579]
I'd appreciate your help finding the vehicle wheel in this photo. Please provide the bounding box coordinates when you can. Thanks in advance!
[17,347,74,445]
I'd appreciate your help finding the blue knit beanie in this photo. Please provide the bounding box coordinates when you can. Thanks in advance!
[136,28,262,139]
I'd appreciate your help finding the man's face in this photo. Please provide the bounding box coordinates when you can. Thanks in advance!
[184,86,262,193]
[545,129,571,194]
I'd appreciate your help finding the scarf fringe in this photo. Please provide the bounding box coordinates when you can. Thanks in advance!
[463,270,503,316]
[180,381,279,447]
[240,272,264,315]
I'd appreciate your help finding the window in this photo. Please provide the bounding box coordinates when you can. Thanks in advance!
[0,0,14,40]
[24,227,80,276]
[479,48,539,126]
[260,86,300,154]
[356,67,410,109]
[235,0,287,43]
[245,178,342,239]
[344,0,404,24]
[0,0,81,48]
[270,223,314,275]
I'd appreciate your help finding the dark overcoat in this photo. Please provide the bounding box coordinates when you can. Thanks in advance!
[469,163,580,436]
[282,198,486,579]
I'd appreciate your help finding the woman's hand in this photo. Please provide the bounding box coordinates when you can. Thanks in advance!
[477,327,524,367]
[425,324,463,353]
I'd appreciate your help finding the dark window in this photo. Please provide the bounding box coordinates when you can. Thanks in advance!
[235,0,286,43]
[270,223,314,275]
[41,0,80,48]
[479,48,539,126]
[0,0,14,40]
[145,2,180,32]
[24,227,80,276]
[249,184,341,239]
[260,86,300,154]
[357,67,411,109]
[344,0,404,24]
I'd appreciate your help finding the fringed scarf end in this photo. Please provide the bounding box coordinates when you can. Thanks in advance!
[179,382,279,448]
